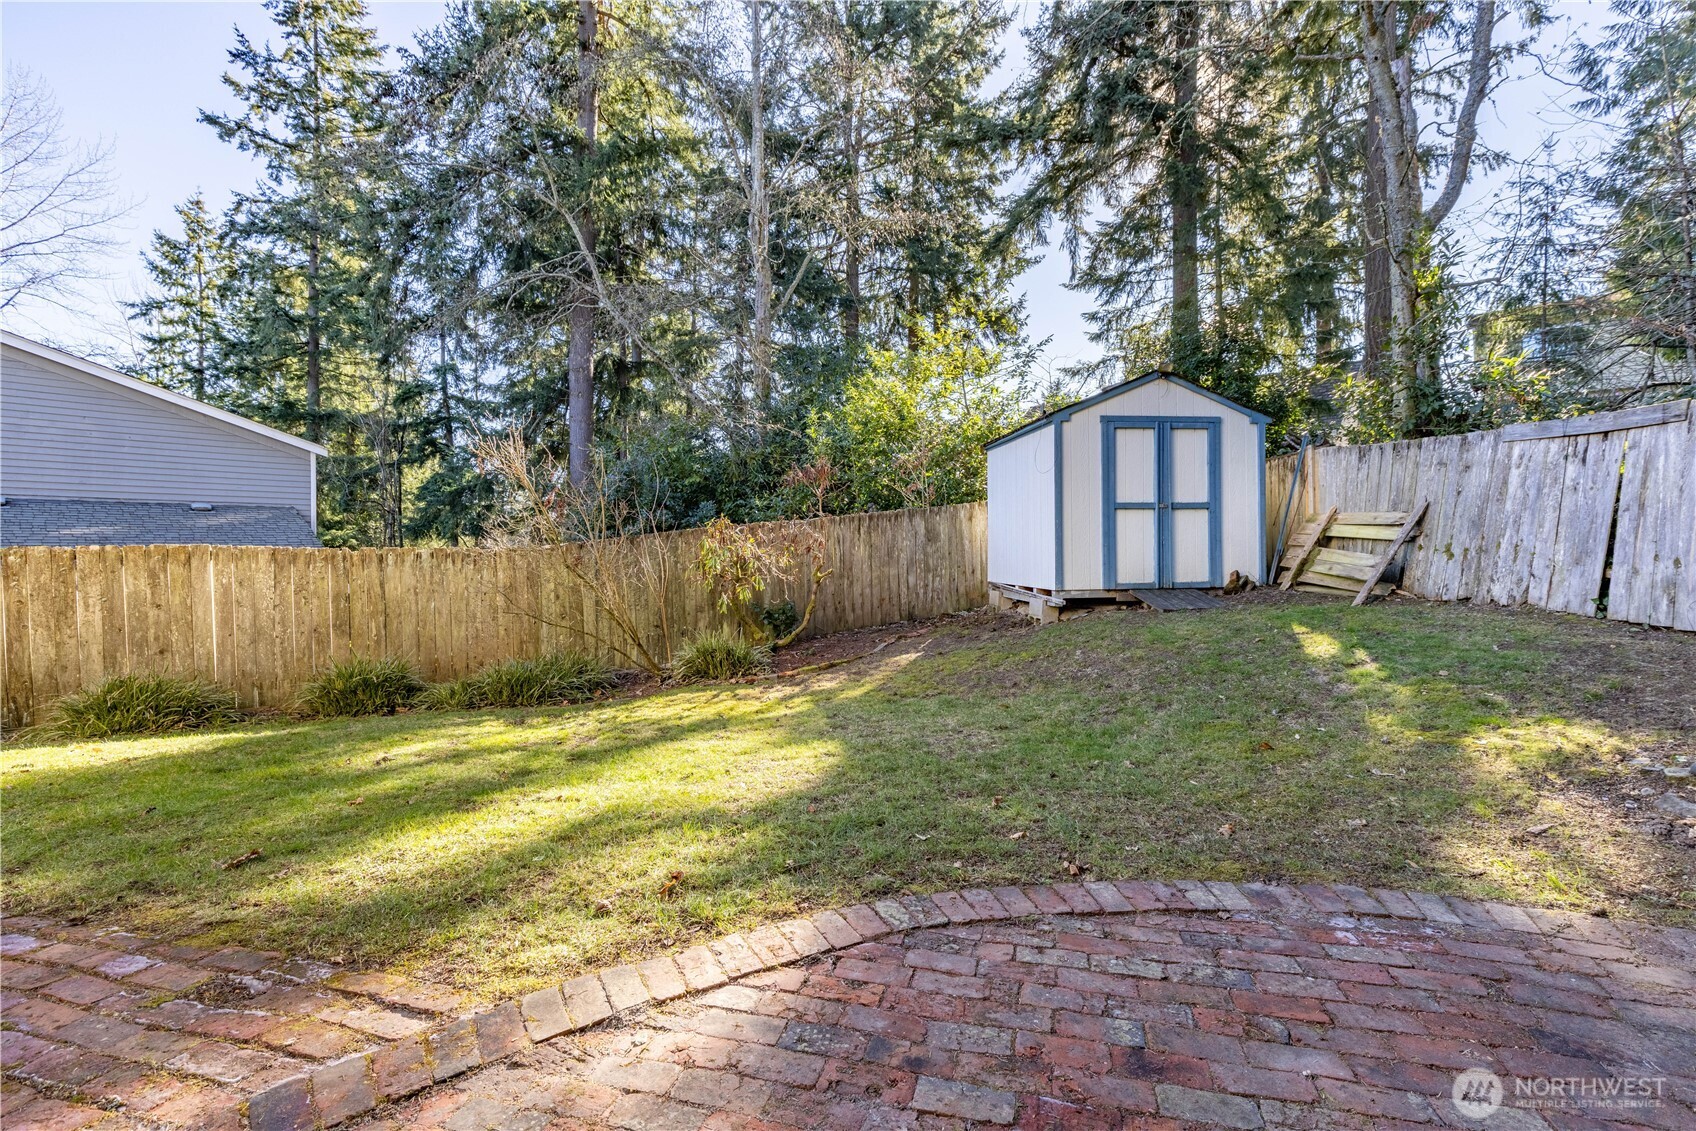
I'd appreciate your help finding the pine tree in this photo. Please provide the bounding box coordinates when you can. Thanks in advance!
[1006,1,1250,379]
[127,193,229,401]
[201,0,386,444]
[1575,0,1696,381]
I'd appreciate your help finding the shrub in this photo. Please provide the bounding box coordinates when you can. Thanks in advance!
[417,652,614,711]
[298,657,423,717]
[671,629,772,683]
[48,675,241,739]
[415,678,478,712]
[757,600,801,642]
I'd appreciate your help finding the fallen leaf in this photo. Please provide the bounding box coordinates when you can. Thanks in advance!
[1526,822,1559,836]
[348,797,364,806]
[991,796,1004,808]
[659,870,684,900]
[1006,830,1027,841]
[1218,824,1235,837]
[913,833,931,841]
[1346,818,1368,828]
[220,849,263,870]
[1256,742,1273,751]
[806,803,818,813]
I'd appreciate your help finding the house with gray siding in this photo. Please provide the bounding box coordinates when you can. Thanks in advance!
[0,332,326,546]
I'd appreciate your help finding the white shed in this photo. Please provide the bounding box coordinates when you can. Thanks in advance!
[986,372,1269,609]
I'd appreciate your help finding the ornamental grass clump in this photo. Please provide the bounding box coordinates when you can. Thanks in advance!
[48,675,242,739]
[670,629,772,683]
[417,652,614,711]
[298,657,423,717]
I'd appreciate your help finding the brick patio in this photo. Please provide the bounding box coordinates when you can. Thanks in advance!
[3,884,1693,1130]
[0,916,476,1130]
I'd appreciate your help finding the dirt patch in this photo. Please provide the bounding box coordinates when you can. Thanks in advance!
[186,972,265,1007]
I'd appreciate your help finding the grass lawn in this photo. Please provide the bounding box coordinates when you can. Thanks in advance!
[5,597,1693,999]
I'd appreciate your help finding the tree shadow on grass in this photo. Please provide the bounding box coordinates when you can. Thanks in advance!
[4,601,1692,995]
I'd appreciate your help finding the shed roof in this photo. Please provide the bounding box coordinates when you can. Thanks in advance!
[986,371,1272,451]
[0,497,321,548]
[1,331,329,457]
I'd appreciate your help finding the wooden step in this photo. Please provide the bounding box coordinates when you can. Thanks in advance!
[1327,523,1402,540]
[1334,511,1411,525]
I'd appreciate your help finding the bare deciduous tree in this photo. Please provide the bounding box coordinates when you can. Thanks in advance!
[1,66,128,313]
[476,427,678,675]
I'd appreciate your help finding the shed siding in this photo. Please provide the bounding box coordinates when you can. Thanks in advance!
[1059,379,1261,589]
[0,348,315,514]
[987,422,1057,589]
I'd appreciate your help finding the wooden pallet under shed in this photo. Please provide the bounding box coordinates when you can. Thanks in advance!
[1275,502,1428,606]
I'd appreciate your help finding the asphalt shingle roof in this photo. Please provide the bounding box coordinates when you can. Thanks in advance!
[0,497,321,548]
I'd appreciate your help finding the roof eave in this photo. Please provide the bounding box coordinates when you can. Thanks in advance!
[1,331,330,457]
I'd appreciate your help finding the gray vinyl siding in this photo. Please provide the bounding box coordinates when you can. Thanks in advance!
[0,348,314,515]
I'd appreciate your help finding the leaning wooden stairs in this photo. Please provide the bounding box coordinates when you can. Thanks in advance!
[1274,502,1428,606]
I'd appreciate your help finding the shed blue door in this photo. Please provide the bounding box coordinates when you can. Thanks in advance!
[1102,417,1221,588]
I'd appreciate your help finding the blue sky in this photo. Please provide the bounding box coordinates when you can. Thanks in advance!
[1,1,1614,379]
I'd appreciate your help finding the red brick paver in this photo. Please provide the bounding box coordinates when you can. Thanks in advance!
[0,916,476,1130]
[304,884,1692,1131]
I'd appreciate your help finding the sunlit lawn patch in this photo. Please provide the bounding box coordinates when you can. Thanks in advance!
[5,599,1691,998]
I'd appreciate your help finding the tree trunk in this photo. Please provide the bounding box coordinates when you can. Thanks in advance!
[748,0,774,409]
[1169,0,1202,377]
[438,325,454,451]
[306,231,321,443]
[568,0,599,487]
[1361,108,1390,383]
[1359,0,1496,435]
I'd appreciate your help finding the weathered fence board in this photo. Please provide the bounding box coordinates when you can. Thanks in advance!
[0,503,988,727]
[1611,411,1696,630]
[1268,400,1693,629]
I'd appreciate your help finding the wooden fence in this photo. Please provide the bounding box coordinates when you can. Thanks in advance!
[1,502,988,727]
[1267,400,1695,630]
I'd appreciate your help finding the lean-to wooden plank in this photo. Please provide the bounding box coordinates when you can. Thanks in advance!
[1280,508,1337,589]
[1353,502,1427,607]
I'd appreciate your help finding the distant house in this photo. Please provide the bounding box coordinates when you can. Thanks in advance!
[0,332,326,547]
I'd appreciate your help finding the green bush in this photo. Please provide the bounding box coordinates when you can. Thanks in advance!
[298,657,423,717]
[417,652,614,711]
[671,629,772,683]
[47,675,241,739]
[757,601,801,642]
[416,678,478,712]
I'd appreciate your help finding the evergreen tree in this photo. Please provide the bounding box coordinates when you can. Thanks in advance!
[1575,0,1696,383]
[1006,2,1258,379]
[127,193,229,401]
[201,0,387,444]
